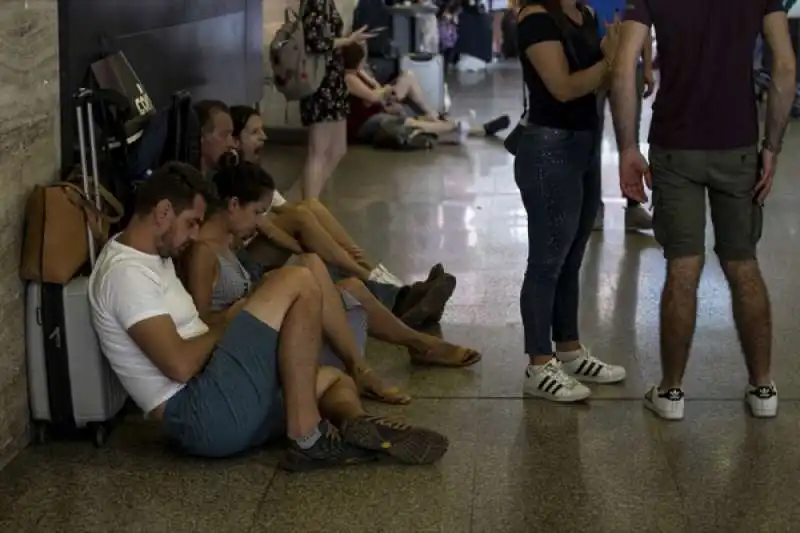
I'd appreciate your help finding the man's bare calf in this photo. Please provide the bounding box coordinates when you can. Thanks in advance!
[245,267,450,471]
[720,259,772,386]
[243,266,374,469]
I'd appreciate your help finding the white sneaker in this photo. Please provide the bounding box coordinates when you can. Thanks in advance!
[377,264,404,287]
[523,359,591,403]
[745,382,778,418]
[558,346,627,384]
[644,385,685,420]
[368,268,384,282]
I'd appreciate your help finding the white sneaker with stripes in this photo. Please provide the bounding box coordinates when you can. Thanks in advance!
[644,385,685,420]
[745,382,778,418]
[523,359,591,403]
[558,346,627,384]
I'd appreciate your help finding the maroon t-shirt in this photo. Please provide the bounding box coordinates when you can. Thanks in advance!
[625,0,786,150]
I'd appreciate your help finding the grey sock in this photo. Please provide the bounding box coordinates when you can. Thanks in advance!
[293,423,323,450]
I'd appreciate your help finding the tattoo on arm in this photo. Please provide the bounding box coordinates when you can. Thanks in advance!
[611,22,649,150]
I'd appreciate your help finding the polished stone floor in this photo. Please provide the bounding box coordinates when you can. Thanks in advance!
[2,65,800,532]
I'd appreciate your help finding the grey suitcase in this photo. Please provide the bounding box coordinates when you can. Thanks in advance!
[26,88,129,447]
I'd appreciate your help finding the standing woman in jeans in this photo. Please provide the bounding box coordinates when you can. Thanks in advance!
[515,0,626,402]
[300,0,374,198]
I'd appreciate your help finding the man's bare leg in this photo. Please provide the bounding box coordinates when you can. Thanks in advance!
[295,253,411,404]
[242,266,374,471]
[243,267,323,440]
[315,366,450,465]
[337,277,481,367]
[720,260,772,385]
[659,257,704,389]
[643,256,704,421]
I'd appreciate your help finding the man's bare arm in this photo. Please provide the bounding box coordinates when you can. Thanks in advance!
[611,21,650,150]
[128,317,225,383]
[762,11,797,152]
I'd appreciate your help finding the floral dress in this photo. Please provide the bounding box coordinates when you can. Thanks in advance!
[300,0,348,126]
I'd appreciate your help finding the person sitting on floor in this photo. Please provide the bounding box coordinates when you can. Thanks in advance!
[228,103,402,284]
[341,42,510,144]
[88,161,450,469]
[223,103,459,330]
[181,155,482,404]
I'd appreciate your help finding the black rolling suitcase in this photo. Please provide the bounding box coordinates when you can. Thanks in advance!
[26,89,129,447]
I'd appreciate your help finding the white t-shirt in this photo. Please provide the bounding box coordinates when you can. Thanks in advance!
[271,190,287,208]
[88,237,209,414]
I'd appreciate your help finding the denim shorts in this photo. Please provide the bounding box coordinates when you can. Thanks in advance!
[163,311,284,458]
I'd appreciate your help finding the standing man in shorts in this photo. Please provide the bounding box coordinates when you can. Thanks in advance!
[611,0,796,420]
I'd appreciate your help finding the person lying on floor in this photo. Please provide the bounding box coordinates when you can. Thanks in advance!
[88,161,449,469]
[181,155,482,404]
[220,103,458,330]
[341,42,510,144]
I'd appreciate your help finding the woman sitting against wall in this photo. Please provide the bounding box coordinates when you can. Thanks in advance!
[230,105,459,330]
[182,154,482,404]
[231,105,397,284]
[341,42,510,144]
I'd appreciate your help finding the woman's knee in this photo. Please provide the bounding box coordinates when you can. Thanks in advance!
[294,252,326,273]
[297,197,324,214]
[287,204,315,230]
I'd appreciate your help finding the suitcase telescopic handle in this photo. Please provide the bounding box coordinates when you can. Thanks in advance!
[74,88,103,267]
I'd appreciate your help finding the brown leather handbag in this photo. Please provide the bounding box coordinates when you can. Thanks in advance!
[19,179,124,284]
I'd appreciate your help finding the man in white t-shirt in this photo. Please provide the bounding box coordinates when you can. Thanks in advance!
[89,161,449,470]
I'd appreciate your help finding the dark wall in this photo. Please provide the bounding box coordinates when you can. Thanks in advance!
[58,0,263,167]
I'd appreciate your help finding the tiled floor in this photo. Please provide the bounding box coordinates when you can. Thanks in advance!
[2,65,800,532]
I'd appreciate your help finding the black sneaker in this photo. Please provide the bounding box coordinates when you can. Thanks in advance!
[483,114,511,136]
[341,416,449,465]
[279,420,378,472]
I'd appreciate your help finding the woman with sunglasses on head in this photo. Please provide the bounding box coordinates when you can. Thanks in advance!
[514,0,626,402]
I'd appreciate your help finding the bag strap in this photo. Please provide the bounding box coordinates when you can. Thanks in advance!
[57,181,124,224]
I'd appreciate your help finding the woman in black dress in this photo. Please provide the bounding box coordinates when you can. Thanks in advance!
[300,0,374,199]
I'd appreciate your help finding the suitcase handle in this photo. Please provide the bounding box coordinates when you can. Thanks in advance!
[74,88,104,267]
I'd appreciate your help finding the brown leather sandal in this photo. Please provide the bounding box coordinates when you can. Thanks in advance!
[409,342,482,367]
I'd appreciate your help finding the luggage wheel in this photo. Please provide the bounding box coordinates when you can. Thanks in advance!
[88,422,109,448]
